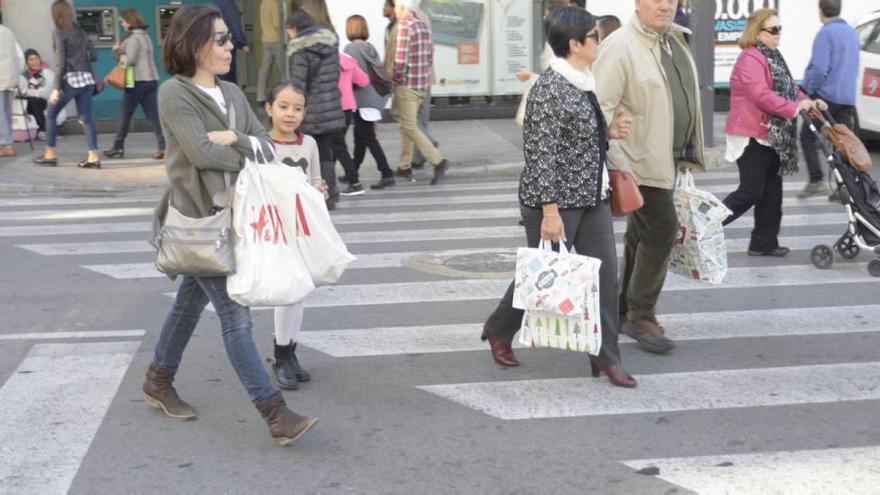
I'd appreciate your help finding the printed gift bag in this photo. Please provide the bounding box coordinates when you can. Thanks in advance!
[518,268,603,355]
[512,241,599,317]
[668,170,732,285]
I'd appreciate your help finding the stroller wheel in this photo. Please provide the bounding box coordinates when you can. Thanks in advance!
[811,245,834,269]
[835,235,860,260]
[869,259,880,278]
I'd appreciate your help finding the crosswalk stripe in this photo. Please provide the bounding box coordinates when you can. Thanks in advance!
[296,305,880,357]
[291,263,875,308]
[2,210,847,243]
[621,447,880,494]
[0,207,153,222]
[0,342,139,493]
[0,196,159,208]
[0,330,146,340]
[0,222,151,237]
[74,234,850,279]
[416,361,880,420]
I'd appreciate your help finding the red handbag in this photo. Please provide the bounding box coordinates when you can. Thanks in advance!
[609,170,644,217]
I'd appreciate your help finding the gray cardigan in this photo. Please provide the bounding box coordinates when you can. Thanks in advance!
[344,40,390,110]
[156,75,271,220]
[113,29,158,82]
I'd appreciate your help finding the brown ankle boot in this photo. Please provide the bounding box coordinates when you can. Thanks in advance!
[255,394,318,446]
[142,363,198,419]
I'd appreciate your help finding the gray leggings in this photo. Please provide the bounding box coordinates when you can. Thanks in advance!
[484,201,622,366]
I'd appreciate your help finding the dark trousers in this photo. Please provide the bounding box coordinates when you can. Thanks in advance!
[112,81,165,151]
[352,110,392,178]
[313,132,339,199]
[722,140,783,252]
[619,186,679,323]
[332,112,359,183]
[800,102,857,183]
[26,97,47,132]
[484,202,622,366]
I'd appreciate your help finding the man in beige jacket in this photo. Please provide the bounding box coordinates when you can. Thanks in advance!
[593,0,706,354]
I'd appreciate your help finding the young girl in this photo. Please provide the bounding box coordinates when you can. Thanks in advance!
[264,82,327,389]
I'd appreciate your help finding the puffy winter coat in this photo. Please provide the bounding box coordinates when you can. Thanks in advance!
[287,27,345,135]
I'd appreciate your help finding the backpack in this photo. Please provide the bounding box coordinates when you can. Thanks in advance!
[359,43,393,96]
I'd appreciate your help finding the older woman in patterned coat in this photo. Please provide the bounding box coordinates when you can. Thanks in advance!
[480,7,637,388]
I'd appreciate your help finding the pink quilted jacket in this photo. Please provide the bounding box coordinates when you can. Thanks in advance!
[725,46,807,139]
[338,52,369,112]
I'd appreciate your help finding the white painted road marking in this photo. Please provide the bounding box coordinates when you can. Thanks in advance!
[0,222,151,237]
[297,305,880,357]
[622,447,880,494]
[0,342,139,493]
[0,207,153,221]
[74,235,847,279]
[0,330,146,341]
[418,361,880,420]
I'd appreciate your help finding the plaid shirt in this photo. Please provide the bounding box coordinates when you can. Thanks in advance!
[393,13,433,93]
[64,71,95,89]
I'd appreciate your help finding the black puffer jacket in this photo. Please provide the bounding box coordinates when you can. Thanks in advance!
[287,27,345,136]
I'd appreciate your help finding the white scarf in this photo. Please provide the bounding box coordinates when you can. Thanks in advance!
[548,57,596,92]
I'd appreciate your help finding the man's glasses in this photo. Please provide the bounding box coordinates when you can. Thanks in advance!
[214,32,233,46]
[762,25,782,35]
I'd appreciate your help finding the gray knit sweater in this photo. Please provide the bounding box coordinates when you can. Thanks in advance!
[113,29,158,82]
[155,75,270,220]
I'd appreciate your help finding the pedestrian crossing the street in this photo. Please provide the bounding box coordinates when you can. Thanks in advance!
[2,169,880,492]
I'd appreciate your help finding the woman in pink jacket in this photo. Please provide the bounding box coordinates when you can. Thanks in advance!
[720,8,824,257]
[333,51,369,196]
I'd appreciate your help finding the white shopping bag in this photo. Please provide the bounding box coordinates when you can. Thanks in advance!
[668,170,732,285]
[512,240,600,317]
[227,138,315,306]
[517,263,603,355]
[290,165,355,285]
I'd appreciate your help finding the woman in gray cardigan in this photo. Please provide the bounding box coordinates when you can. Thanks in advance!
[103,9,164,160]
[145,4,318,446]
[344,15,395,190]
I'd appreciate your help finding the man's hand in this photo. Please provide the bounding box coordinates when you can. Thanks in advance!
[207,130,238,146]
[607,108,632,140]
[515,68,532,82]
[815,99,828,112]
[242,45,251,54]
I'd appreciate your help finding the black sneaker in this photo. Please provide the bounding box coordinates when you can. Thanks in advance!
[371,177,396,190]
[393,167,415,181]
[340,183,365,196]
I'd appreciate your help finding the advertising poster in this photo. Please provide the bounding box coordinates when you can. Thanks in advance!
[491,0,533,95]
[422,0,491,96]
[714,0,780,84]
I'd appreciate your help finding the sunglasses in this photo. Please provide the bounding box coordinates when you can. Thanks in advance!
[214,32,233,46]
[586,30,600,42]
[762,25,782,35]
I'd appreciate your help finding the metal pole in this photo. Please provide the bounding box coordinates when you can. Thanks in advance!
[691,0,715,146]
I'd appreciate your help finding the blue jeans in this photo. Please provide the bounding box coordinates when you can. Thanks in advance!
[0,90,13,146]
[112,81,165,150]
[46,82,97,150]
[153,275,279,403]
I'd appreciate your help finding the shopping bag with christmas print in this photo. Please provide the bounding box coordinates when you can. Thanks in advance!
[512,240,599,318]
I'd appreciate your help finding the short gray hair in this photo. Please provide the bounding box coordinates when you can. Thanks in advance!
[396,0,420,10]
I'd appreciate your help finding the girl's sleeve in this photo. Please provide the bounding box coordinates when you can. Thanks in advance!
[307,138,323,188]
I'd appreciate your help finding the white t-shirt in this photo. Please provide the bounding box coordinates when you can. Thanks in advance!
[196,84,227,116]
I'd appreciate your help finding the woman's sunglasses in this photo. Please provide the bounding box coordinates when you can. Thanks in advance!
[762,25,782,35]
[214,32,233,46]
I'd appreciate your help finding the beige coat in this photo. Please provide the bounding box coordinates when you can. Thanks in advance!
[593,14,706,190]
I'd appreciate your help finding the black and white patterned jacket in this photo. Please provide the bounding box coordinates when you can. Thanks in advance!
[518,60,608,209]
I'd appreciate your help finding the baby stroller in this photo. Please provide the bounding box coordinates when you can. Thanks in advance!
[806,110,880,277]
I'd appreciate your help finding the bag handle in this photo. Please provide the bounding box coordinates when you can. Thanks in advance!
[538,239,575,255]
[676,169,695,191]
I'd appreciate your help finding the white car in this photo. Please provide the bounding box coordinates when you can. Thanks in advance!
[855,11,880,140]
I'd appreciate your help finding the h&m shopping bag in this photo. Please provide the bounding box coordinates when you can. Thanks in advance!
[668,170,732,285]
[227,138,315,306]
[517,265,603,355]
[512,240,598,317]
[291,175,355,285]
